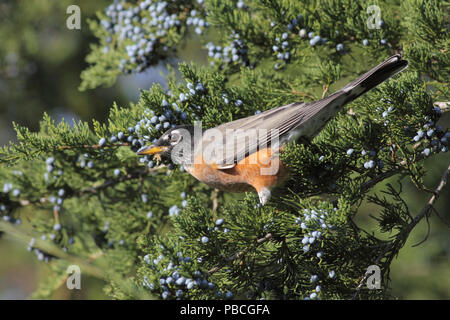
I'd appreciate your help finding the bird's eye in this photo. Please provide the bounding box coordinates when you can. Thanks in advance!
[170,132,180,143]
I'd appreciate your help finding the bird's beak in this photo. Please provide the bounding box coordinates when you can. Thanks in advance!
[137,145,168,155]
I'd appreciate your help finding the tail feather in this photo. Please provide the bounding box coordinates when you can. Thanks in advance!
[301,55,408,139]
[339,54,408,101]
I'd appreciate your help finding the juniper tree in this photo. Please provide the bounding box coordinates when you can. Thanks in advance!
[0,0,449,300]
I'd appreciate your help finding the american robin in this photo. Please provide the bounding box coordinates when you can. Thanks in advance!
[137,55,408,205]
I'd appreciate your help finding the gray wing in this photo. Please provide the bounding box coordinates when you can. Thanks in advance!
[200,102,312,167]
[200,54,408,168]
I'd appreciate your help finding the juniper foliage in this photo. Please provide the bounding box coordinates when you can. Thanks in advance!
[0,0,449,300]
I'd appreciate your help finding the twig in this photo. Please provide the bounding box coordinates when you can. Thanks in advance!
[360,151,428,193]
[15,165,167,207]
[58,143,130,150]
[411,213,431,247]
[76,167,160,196]
[360,169,399,192]
[53,207,60,226]
[212,188,219,213]
[291,90,316,101]
[207,233,273,275]
[322,84,330,99]
[352,164,450,299]
[431,206,450,228]
[407,164,450,231]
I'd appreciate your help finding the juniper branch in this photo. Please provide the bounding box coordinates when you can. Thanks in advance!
[58,143,131,150]
[352,164,450,299]
[207,233,273,275]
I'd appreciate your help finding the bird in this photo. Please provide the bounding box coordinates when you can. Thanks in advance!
[137,55,408,205]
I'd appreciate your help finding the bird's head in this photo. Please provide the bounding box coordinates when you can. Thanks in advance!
[137,125,195,160]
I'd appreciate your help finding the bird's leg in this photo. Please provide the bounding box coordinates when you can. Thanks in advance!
[153,153,162,164]
[257,188,271,206]
[256,188,271,214]
[256,202,262,215]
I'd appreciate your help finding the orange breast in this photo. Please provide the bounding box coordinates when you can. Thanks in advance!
[185,148,289,194]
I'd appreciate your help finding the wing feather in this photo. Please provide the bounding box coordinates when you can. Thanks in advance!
[203,55,408,168]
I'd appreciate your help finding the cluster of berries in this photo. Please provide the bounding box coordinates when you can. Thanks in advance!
[271,15,387,68]
[47,187,67,213]
[296,208,335,253]
[206,32,251,67]
[142,247,232,300]
[295,207,339,299]
[1,180,22,224]
[186,8,209,35]
[411,107,449,156]
[101,0,208,73]
[346,148,384,170]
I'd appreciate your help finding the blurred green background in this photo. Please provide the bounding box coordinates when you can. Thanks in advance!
[0,1,448,299]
